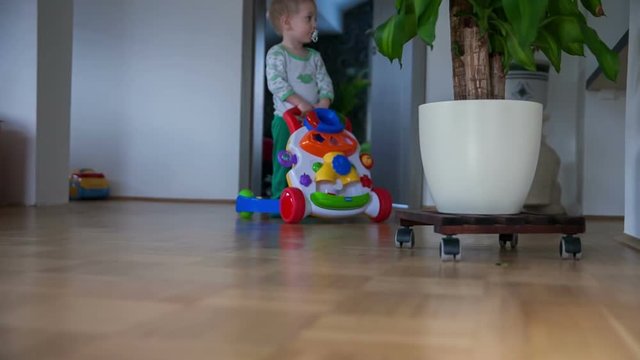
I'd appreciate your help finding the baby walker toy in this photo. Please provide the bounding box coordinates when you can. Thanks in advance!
[236,107,392,224]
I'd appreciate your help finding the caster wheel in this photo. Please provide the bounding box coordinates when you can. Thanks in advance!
[499,233,518,249]
[440,236,461,261]
[559,235,582,260]
[395,227,415,248]
[511,234,519,249]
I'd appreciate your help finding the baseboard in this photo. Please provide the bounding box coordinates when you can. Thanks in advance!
[584,215,625,221]
[109,196,235,204]
[615,234,640,251]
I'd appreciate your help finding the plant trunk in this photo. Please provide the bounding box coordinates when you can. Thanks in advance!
[450,0,470,100]
[450,0,506,100]
[462,27,490,99]
[490,54,505,99]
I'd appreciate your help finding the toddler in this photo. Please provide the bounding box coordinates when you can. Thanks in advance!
[266,0,334,199]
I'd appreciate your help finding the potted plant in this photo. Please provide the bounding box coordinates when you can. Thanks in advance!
[374,0,619,214]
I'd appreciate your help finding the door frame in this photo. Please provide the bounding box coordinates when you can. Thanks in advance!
[239,0,266,195]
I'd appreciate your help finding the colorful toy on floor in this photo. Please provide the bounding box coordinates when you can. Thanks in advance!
[237,108,392,224]
[69,168,110,200]
[236,189,279,219]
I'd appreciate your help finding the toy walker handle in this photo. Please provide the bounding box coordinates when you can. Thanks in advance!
[283,107,304,134]
[283,107,321,134]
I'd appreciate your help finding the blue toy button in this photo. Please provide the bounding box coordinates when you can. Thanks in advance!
[333,155,351,175]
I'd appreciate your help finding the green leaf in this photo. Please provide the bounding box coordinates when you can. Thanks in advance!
[492,19,535,70]
[414,0,443,46]
[581,24,619,80]
[467,0,492,8]
[467,0,492,32]
[501,0,548,46]
[395,0,403,12]
[373,12,417,65]
[489,33,511,70]
[545,15,585,56]
[505,31,535,70]
[580,0,605,17]
[534,29,562,72]
[397,0,416,15]
[548,0,581,17]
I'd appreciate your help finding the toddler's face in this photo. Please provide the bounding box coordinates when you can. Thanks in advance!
[286,1,317,44]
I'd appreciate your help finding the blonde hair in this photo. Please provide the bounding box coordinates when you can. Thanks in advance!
[268,0,316,35]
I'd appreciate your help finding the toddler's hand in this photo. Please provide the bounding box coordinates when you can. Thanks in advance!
[297,102,314,113]
[315,98,331,109]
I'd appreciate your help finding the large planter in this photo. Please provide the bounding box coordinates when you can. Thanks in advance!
[419,100,543,214]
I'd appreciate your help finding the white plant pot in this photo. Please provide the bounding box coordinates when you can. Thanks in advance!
[419,100,543,215]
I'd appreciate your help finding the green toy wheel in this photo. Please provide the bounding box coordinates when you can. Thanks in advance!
[238,189,255,219]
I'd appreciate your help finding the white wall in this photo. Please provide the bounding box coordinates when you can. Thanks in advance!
[545,55,584,215]
[625,2,640,238]
[71,0,244,200]
[585,0,630,75]
[582,0,629,216]
[0,0,38,205]
[582,90,626,215]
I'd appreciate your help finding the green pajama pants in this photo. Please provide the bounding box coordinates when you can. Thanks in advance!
[271,115,290,199]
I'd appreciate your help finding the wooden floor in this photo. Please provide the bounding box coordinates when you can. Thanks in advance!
[1,201,639,360]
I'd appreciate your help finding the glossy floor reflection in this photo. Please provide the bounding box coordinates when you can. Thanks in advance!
[0,201,639,359]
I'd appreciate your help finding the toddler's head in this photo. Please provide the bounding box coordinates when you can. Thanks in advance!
[268,0,317,36]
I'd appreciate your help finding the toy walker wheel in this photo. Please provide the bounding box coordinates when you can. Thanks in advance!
[280,187,306,224]
[370,188,392,223]
[237,189,255,219]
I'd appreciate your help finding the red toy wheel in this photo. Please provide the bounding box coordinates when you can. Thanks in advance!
[280,187,306,224]
[370,188,392,223]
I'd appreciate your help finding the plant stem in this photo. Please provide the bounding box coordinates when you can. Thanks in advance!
[450,0,470,100]
[463,26,490,99]
[450,0,506,100]
[490,54,505,99]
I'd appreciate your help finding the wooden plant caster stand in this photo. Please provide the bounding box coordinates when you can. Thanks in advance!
[395,210,586,261]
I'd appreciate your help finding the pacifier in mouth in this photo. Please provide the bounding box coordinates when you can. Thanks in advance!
[311,30,318,43]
